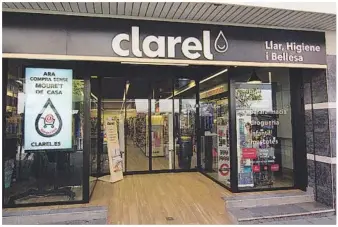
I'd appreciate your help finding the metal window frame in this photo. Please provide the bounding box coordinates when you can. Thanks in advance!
[2,59,309,209]
[2,59,90,208]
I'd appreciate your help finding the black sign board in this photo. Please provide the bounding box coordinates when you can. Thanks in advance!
[3,12,326,65]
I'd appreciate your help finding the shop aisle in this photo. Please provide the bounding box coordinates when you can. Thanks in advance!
[126,138,169,171]
[125,138,148,171]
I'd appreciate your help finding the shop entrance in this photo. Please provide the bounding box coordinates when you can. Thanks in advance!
[3,58,310,208]
[89,63,225,176]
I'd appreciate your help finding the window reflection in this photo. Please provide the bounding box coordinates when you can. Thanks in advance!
[4,60,84,205]
[235,68,294,190]
[151,79,175,170]
[199,69,230,187]
[174,78,197,170]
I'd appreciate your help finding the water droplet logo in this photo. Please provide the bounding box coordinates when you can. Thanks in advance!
[35,98,62,137]
[214,31,228,53]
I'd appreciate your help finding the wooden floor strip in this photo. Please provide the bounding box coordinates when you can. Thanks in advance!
[3,172,301,224]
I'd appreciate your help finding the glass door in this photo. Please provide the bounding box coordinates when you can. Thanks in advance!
[199,68,231,188]
[89,77,99,195]
[173,78,198,170]
[125,78,151,172]
[92,75,201,174]
[150,78,175,170]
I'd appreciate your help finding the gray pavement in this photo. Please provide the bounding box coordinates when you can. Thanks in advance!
[258,216,336,225]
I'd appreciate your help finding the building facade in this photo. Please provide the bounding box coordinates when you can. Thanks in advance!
[2,2,336,209]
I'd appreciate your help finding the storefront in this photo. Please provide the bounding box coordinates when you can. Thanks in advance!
[2,12,327,208]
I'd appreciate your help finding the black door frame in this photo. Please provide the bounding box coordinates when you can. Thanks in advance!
[201,67,307,193]
[2,59,91,208]
[228,67,306,193]
[93,74,199,176]
[2,59,309,209]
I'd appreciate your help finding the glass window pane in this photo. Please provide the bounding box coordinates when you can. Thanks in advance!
[4,60,84,205]
[125,79,150,171]
[235,68,294,190]
[101,78,126,174]
[89,78,99,195]
[174,78,197,170]
[151,78,174,170]
[199,69,230,187]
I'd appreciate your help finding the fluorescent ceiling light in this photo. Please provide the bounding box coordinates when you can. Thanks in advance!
[166,68,228,99]
[121,81,131,112]
[200,68,228,83]
[91,93,98,100]
[102,100,134,103]
[121,61,189,67]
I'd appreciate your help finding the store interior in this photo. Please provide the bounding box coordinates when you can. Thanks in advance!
[4,59,295,206]
[89,63,226,175]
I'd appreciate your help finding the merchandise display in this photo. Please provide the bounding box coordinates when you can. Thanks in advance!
[216,99,230,186]
[200,83,230,186]
[4,76,22,196]
[129,113,147,153]
[146,115,165,157]
[236,85,280,189]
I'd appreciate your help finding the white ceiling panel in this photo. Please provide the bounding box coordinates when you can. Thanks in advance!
[159,2,173,18]
[61,2,72,12]
[45,2,56,11]
[211,5,233,22]
[199,4,218,21]
[94,2,102,14]
[264,10,290,25]
[131,2,140,17]
[53,2,65,12]
[166,2,181,19]
[77,3,87,14]
[231,6,254,23]
[38,2,49,11]
[278,11,308,27]
[172,2,189,20]
[249,8,275,24]
[152,2,165,18]
[205,4,226,21]
[117,2,125,16]
[224,6,248,22]
[179,2,196,20]
[240,7,265,24]
[193,3,211,20]
[110,2,117,15]
[102,2,109,15]
[18,2,33,10]
[2,2,336,31]
[145,2,157,17]
[5,2,18,9]
[13,2,25,9]
[28,2,41,10]
[185,3,204,20]
[138,2,149,17]
[218,5,240,22]
[124,3,132,16]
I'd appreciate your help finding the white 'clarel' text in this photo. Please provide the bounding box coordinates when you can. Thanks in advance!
[112,26,214,60]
